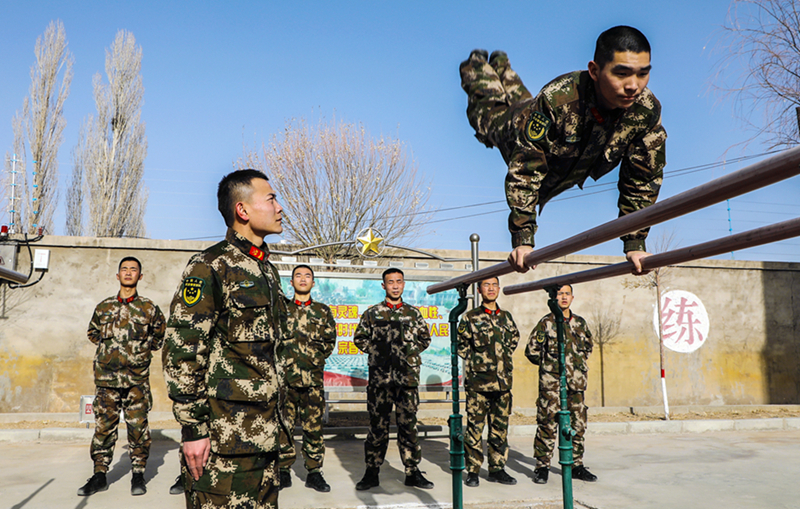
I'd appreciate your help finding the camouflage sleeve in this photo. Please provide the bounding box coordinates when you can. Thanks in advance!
[87,305,103,345]
[321,305,336,359]
[582,317,594,353]
[504,94,554,248]
[163,257,220,442]
[415,311,432,352]
[618,109,666,253]
[525,319,546,365]
[353,310,372,355]
[148,305,167,351]
[507,314,521,352]
[456,316,471,359]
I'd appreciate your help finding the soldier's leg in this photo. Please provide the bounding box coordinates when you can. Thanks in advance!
[569,390,588,467]
[123,384,152,473]
[533,372,559,469]
[489,51,533,106]
[396,384,422,475]
[460,50,529,152]
[364,383,392,469]
[90,386,122,473]
[300,386,326,473]
[188,451,279,509]
[279,386,300,471]
[464,389,488,474]
[486,390,512,473]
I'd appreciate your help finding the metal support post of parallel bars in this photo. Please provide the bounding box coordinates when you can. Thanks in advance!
[448,285,470,509]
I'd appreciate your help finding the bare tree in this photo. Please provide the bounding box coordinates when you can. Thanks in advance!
[3,20,73,234]
[236,117,433,262]
[67,30,148,237]
[711,0,800,149]
[624,229,678,419]
[589,306,622,407]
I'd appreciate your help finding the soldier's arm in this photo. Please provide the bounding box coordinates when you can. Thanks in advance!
[148,304,167,351]
[525,319,545,365]
[456,316,471,360]
[320,305,337,359]
[163,258,220,443]
[415,311,432,352]
[582,317,594,354]
[507,314,521,352]
[87,305,104,345]
[353,310,372,355]
[618,107,666,254]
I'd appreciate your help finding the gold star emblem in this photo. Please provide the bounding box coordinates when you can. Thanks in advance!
[357,228,384,256]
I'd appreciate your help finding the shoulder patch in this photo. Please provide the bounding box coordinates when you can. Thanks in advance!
[458,323,467,335]
[526,111,551,142]
[182,277,205,307]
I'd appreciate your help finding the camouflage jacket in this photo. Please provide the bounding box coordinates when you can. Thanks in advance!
[503,71,665,250]
[457,304,520,392]
[162,229,288,454]
[353,300,431,387]
[277,297,336,387]
[526,312,593,392]
[88,293,166,388]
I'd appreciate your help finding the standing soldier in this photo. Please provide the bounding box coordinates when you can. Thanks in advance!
[162,169,288,509]
[457,277,520,487]
[526,284,596,484]
[278,264,336,492]
[77,257,166,497]
[353,268,434,491]
[460,26,665,273]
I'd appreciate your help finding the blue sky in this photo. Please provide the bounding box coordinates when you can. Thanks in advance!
[1,0,798,263]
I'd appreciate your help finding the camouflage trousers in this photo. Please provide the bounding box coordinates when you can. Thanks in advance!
[365,383,421,475]
[182,449,279,509]
[534,371,587,468]
[279,385,325,473]
[465,389,512,474]
[460,50,543,242]
[91,384,152,474]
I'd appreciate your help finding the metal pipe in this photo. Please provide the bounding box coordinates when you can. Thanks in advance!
[427,146,800,295]
[448,286,470,509]
[470,233,480,308]
[504,216,800,295]
[0,264,29,285]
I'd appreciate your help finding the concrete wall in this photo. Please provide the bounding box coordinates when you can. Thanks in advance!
[1,235,798,415]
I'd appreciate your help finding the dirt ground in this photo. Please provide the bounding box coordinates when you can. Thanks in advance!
[4,407,799,430]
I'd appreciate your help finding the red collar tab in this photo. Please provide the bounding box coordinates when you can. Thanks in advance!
[590,107,605,125]
[248,245,267,261]
[483,305,500,316]
[386,301,403,310]
[294,298,312,307]
[117,294,136,304]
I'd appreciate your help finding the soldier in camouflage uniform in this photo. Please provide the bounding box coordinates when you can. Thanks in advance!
[353,268,434,491]
[77,256,166,497]
[162,169,288,509]
[460,26,666,273]
[457,277,520,487]
[277,264,336,493]
[526,284,596,484]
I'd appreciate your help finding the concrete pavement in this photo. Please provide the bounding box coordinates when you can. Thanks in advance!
[2,422,800,509]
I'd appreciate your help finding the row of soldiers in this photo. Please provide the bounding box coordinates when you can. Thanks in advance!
[76,22,664,508]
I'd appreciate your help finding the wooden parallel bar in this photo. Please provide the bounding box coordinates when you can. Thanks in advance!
[503,217,800,295]
[427,146,800,295]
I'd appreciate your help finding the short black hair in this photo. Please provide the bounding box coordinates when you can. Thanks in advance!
[594,25,651,69]
[118,256,142,272]
[292,264,314,279]
[560,284,574,294]
[479,276,499,286]
[217,169,269,227]
[382,267,404,282]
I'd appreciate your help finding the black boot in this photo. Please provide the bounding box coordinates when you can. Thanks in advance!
[465,472,479,487]
[487,469,517,485]
[533,467,549,485]
[279,470,292,490]
[355,467,380,491]
[305,471,331,492]
[404,469,434,489]
[131,472,147,496]
[169,475,184,495]
[572,465,597,482]
[77,472,108,496]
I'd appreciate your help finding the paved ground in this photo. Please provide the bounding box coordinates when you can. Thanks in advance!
[2,425,799,509]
